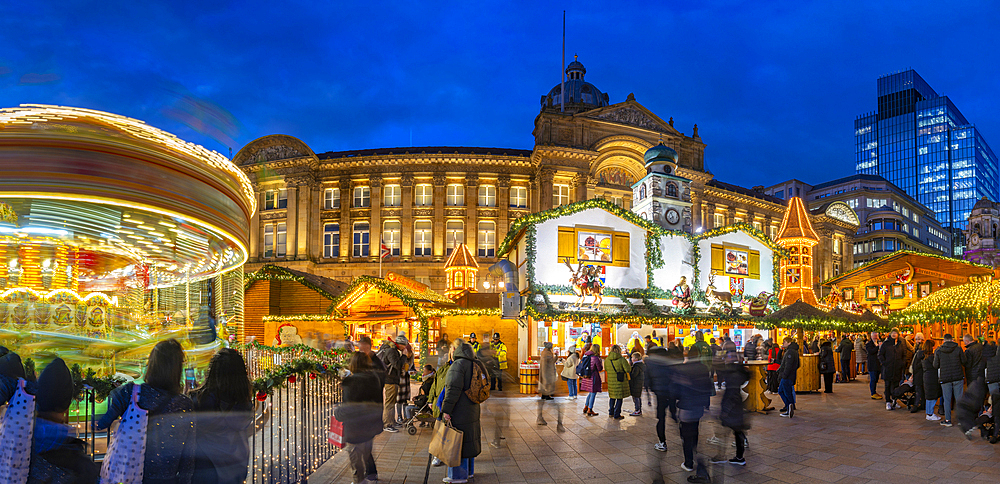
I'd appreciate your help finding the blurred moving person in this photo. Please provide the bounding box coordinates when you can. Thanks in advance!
[190,349,253,484]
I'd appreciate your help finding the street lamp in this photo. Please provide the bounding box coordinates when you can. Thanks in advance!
[483,280,492,291]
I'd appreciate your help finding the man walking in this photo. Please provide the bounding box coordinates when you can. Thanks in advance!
[933,333,966,427]
[377,337,403,432]
[866,332,882,399]
[645,346,675,453]
[836,335,854,383]
[777,337,799,418]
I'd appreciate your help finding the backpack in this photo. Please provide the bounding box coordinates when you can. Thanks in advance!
[465,360,491,404]
[576,354,593,378]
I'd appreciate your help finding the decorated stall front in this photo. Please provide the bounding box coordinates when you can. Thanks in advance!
[892,272,1000,340]
[497,198,782,361]
[243,264,348,347]
[822,251,993,317]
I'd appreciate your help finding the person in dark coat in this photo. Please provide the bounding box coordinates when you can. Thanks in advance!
[628,352,645,416]
[777,338,799,417]
[335,352,384,484]
[441,339,482,482]
[743,337,757,362]
[878,329,906,410]
[836,335,854,383]
[921,340,942,422]
[910,342,925,414]
[818,341,836,393]
[645,346,676,453]
[673,349,714,475]
[963,334,985,384]
[983,341,1000,443]
[96,339,195,484]
[934,333,966,426]
[711,350,749,466]
[189,349,253,484]
[866,333,882,399]
[27,358,100,484]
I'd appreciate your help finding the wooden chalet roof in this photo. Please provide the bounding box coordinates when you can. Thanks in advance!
[245,264,348,300]
[444,243,479,270]
[823,251,992,288]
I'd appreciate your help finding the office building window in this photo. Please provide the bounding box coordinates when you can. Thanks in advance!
[478,185,496,207]
[383,184,401,207]
[446,220,464,255]
[753,221,762,232]
[323,224,339,258]
[447,184,464,206]
[510,186,528,208]
[323,188,340,209]
[611,196,624,208]
[714,213,725,228]
[770,226,777,240]
[264,189,287,210]
[263,224,274,258]
[352,222,370,257]
[382,220,401,256]
[353,186,370,208]
[478,221,496,258]
[414,220,432,256]
[553,185,570,207]
[415,184,433,206]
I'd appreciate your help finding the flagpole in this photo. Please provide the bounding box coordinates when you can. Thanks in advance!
[380,243,383,278]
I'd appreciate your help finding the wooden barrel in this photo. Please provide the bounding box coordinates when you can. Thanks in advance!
[519,364,539,395]
[796,354,820,392]
[743,361,772,413]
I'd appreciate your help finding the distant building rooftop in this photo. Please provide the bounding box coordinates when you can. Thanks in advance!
[317,146,533,160]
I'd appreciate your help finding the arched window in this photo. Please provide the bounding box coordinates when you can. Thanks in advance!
[455,270,464,288]
[639,184,647,200]
[666,183,678,198]
[975,223,981,236]
[993,223,997,239]
[468,271,476,289]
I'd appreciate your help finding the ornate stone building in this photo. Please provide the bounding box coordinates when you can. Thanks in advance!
[236,58,855,295]
[963,197,1000,267]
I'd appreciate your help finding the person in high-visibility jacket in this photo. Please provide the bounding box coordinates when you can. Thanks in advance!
[493,332,508,391]
[469,332,480,354]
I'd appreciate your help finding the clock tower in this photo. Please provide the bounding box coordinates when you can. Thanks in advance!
[776,196,820,306]
[963,196,1000,267]
[631,141,693,232]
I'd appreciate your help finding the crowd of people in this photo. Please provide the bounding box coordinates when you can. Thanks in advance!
[0,341,253,484]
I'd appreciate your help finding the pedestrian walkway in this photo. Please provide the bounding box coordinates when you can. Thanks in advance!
[313,380,1000,483]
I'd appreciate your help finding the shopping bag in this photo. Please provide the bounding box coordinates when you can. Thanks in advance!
[100,384,148,484]
[0,378,34,484]
[428,419,463,467]
[328,415,345,448]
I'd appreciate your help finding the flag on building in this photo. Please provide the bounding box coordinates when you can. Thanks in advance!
[380,241,392,260]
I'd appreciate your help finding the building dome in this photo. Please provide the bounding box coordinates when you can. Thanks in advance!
[643,142,679,175]
[542,56,610,112]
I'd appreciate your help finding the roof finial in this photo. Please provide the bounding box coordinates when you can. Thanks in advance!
[658,134,664,145]
[574,54,578,61]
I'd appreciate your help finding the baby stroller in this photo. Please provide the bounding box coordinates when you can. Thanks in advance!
[400,394,435,435]
[890,381,916,410]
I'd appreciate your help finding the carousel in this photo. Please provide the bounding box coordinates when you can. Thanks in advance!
[0,105,254,375]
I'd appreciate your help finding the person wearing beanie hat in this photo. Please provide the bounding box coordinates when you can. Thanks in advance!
[27,358,100,483]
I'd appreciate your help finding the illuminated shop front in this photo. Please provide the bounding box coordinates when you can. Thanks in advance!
[0,105,254,373]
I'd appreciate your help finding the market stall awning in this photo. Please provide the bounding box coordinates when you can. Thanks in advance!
[765,300,830,322]
[822,251,992,290]
[827,306,862,323]
[893,280,1000,324]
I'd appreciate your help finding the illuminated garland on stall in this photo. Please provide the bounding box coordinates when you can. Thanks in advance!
[821,249,992,287]
[250,357,337,401]
[890,280,1000,325]
[236,340,351,360]
[245,264,340,300]
[263,314,333,322]
[755,317,896,333]
[423,307,502,318]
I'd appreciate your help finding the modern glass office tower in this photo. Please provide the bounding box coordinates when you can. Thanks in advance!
[855,69,998,255]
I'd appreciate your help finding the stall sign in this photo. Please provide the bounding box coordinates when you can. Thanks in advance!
[651,321,667,328]
[569,327,583,338]
[627,322,641,329]
[543,320,552,327]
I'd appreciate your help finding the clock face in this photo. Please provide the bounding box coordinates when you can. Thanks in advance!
[971,233,980,246]
[666,208,680,224]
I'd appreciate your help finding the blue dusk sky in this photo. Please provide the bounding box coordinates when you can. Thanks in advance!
[2,1,999,188]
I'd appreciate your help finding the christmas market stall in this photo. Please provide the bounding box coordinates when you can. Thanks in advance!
[821,250,993,316]
[495,198,782,366]
[243,264,348,348]
[892,273,1000,340]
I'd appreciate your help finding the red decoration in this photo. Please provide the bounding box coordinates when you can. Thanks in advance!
[309,373,317,380]
[288,374,297,383]
[256,391,268,402]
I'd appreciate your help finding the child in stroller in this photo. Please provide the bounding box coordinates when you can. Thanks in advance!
[890,375,917,411]
[400,365,437,435]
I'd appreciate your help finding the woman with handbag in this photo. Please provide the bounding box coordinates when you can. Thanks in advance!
[97,339,195,484]
[766,340,781,394]
[580,344,604,416]
[440,339,482,483]
[189,349,253,484]
[336,352,384,484]
[605,345,632,420]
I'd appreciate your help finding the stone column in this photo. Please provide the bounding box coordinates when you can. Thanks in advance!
[705,202,717,229]
[690,190,702,231]
[539,169,555,211]
[727,207,737,226]
[368,174,382,262]
[401,174,414,261]
[284,183,298,258]
[249,189,260,260]
[745,210,756,229]
[575,173,589,202]
[433,174,446,260]
[497,174,511,244]
[339,179,351,262]
[465,174,479,250]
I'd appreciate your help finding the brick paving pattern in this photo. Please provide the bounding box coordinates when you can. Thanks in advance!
[314,380,1000,483]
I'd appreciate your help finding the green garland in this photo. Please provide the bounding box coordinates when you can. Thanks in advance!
[69,364,126,403]
[245,264,339,300]
[821,249,992,287]
[236,340,351,360]
[423,308,502,317]
[250,357,338,399]
[754,317,895,333]
[263,314,332,322]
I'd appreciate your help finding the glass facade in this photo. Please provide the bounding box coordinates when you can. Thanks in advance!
[855,70,999,255]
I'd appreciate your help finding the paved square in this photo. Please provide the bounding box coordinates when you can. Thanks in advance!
[315,379,1000,483]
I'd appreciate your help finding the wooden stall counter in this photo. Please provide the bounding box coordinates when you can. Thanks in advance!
[795,354,820,392]
[744,361,773,413]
